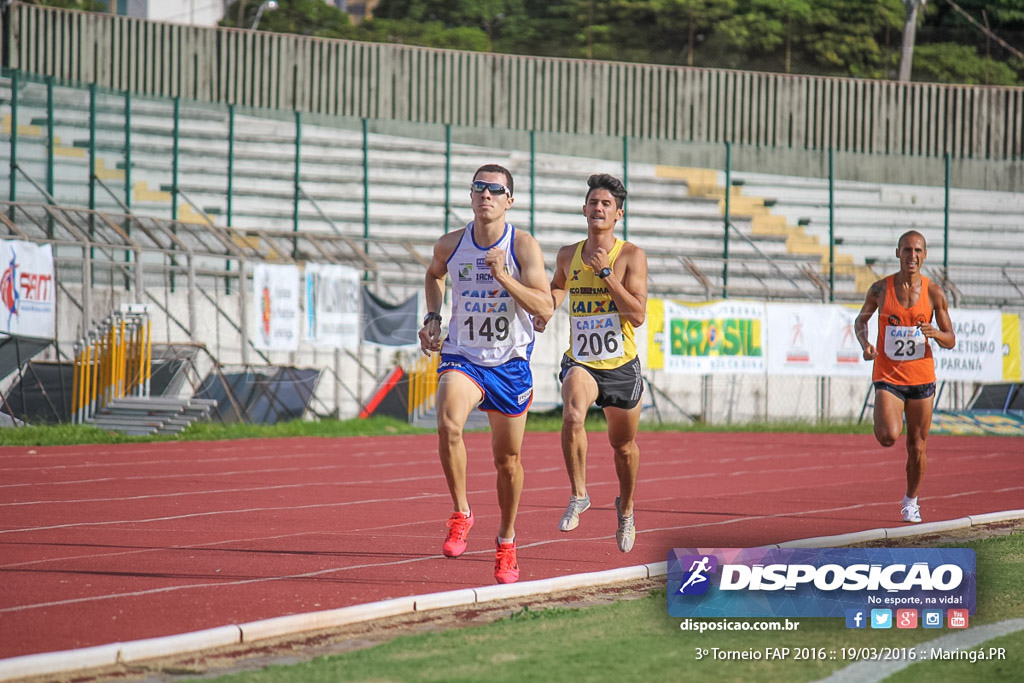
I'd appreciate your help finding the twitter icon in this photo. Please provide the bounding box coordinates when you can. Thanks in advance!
[870,609,892,629]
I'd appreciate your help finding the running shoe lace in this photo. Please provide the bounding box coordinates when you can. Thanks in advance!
[446,514,471,543]
[495,544,517,573]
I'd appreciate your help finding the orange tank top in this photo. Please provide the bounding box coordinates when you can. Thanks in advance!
[873,275,936,385]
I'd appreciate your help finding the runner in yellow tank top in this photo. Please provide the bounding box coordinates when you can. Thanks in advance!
[535,174,648,553]
[565,239,638,369]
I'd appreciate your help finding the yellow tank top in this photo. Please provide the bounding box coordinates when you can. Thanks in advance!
[566,239,637,369]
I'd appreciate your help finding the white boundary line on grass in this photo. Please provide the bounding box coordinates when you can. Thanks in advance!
[816,618,1024,683]
[2,509,1022,682]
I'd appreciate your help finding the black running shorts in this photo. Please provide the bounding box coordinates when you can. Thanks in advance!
[873,381,936,401]
[559,355,644,410]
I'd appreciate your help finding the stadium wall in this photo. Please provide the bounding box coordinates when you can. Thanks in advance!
[2,3,1022,192]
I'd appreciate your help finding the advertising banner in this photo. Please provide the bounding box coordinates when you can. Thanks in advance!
[765,303,873,377]
[304,263,360,349]
[251,263,300,351]
[933,309,1004,382]
[662,300,765,374]
[0,240,56,340]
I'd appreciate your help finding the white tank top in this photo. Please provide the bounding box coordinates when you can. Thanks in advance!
[444,223,535,366]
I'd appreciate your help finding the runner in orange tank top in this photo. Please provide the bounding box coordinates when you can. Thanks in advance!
[854,231,955,524]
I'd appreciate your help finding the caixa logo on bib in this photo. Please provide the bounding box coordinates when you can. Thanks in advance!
[667,548,975,619]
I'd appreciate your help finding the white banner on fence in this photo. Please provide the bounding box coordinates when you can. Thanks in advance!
[304,263,360,349]
[765,303,874,377]
[0,240,55,339]
[251,263,300,351]
[933,308,1003,382]
[662,300,765,374]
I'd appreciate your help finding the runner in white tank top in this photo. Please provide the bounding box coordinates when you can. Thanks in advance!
[444,221,535,366]
[418,164,552,585]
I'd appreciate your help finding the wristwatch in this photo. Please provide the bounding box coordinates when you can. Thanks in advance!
[596,267,612,279]
[423,312,442,326]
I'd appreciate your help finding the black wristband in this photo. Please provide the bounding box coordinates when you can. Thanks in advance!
[596,267,612,279]
[423,312,442,326]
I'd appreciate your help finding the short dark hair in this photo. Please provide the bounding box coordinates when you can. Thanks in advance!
[898,230,927,249]
[586,173,627,209]
[473,164,514,196]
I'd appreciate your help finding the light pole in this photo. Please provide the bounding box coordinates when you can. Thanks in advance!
[250,0,279,31]
[897,0,926,82]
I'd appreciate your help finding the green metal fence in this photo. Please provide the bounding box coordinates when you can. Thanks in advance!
[1,67,1022,337]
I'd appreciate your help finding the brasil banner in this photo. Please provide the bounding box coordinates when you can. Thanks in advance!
[662,300,765,374]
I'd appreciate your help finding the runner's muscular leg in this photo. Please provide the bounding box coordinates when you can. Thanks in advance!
[436,371,484,513]
[605,403,641,517]
[903,397,934,498]
[873,389,905,448]
[561,367,600,498]
[488,411,528,540]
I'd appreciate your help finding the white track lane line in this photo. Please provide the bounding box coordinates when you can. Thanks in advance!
[5,489,1022,614]
[816,619,1024,683]
[12,448,1003,514]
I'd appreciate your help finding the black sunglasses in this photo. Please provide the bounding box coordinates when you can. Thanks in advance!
[471,180,511,196]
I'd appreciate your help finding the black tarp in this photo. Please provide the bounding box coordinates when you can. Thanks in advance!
[970,383,1024,411]
[195,366,322,425]
[361,289,418,346]
[1,360,71,424]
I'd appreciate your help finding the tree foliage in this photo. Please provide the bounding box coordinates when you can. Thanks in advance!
[31,0,1024,84]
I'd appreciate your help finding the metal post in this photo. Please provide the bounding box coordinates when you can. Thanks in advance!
[239,259,249,366]
[529,130,536,236]
[828,148,835,302]
[88,84,97,286]
[944,152,951,274]
[722,141,731,299]
[8,69,17,210]
[170,97,181,293]
[124,91,132,290]
[362,117,371,282]
[362,118,370,245]
[88,84,96,222]
[188,253,197,341]
[622,135,629,241]
[226,104,235,294]
[124,91,132,212]
[171,97,180,220]
[46,77,55,206]
[444,123,451,233]
[293,110,301,260]
[227,104,235,226]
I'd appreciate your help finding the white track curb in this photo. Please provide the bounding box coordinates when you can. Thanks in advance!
[3,509,1022,682]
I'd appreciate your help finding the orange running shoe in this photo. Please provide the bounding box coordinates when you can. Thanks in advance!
[442,510,474,557]
[494,538,519,584]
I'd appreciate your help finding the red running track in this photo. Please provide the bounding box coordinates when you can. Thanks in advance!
[1,432,1021,659]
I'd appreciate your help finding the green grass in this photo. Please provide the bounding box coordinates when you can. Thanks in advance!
[0,416,430,446]
[207,533,1024,682]
[0,412,877,447]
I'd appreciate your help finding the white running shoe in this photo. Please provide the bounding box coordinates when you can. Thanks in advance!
[615,496,636,553]
[558,494,591,532]
[901,504,922,523]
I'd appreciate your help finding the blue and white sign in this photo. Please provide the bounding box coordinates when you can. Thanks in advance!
[667,548,976,618]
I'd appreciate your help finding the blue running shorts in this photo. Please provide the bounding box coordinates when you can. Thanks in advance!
[438,354,533,417]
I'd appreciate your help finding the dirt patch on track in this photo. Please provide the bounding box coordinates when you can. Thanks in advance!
[26,520,1024,683]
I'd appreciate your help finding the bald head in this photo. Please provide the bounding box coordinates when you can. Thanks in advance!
[898,230,927,250]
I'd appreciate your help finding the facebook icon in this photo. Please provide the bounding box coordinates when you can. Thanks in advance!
[846,609,867,629]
